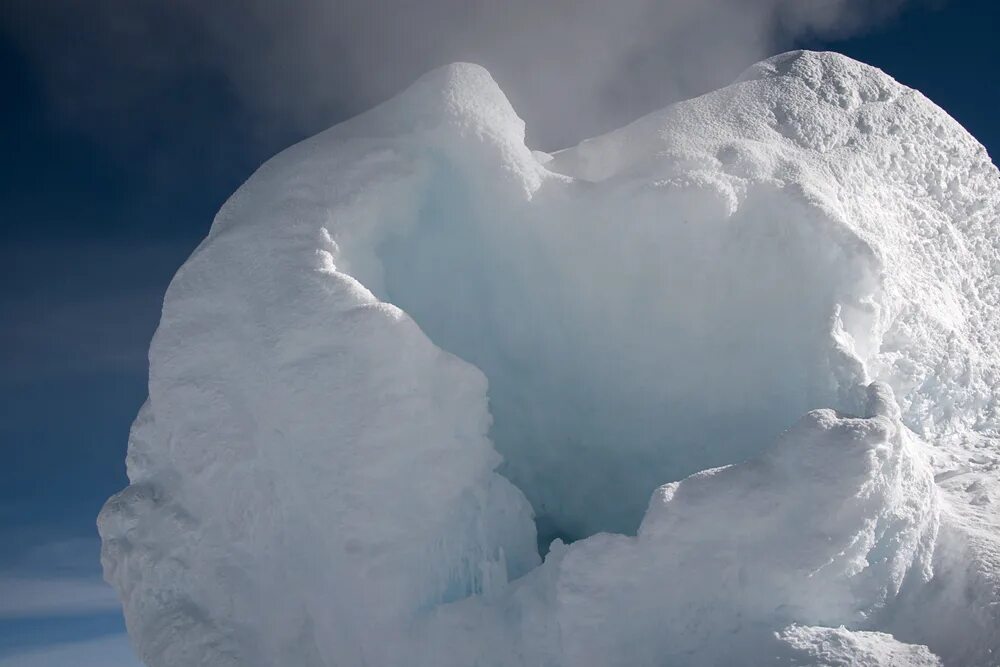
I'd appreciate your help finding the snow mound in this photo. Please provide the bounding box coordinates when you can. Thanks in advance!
[777,625,942,667]
[99,51,1000,666]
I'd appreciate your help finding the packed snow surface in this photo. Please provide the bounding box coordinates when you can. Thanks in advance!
[99,51,1000,666]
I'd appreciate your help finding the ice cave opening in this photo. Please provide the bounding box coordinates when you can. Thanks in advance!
[377,162,881,551]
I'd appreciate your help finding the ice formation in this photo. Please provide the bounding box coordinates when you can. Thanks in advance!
[98,51,1000,666]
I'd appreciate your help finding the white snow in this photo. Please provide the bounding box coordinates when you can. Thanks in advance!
[99,51,1000,666]
[777,625,942,667]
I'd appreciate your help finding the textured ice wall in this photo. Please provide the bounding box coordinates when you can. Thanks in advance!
[98,65,544,666]
[552,49,1000,440]
[99,51,1000,666]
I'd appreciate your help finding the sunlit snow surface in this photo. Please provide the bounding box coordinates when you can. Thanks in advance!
[99,51,1000,666]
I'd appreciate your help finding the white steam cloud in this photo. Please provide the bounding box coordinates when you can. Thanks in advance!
[3,0,913,148]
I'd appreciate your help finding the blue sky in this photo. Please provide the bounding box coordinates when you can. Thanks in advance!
[0,1,997,664]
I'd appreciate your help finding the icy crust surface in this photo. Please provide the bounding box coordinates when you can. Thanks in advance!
[98,51,1000,666]
[776,625,943,667]
[551,50,1000,439]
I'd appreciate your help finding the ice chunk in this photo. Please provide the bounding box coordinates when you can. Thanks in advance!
[99,51,999,666]
[777,625,942,667]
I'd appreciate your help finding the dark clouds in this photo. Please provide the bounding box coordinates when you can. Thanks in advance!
[2,0,917,149]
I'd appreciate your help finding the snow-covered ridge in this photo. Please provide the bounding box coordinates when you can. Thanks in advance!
[99,51,1000,666]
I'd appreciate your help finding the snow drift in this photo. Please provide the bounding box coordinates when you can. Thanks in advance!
[99,51,1000,666]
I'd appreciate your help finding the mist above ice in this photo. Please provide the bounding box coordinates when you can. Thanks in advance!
[4,0,913,148]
